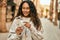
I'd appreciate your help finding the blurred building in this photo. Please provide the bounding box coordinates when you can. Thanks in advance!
[58,0,60,12]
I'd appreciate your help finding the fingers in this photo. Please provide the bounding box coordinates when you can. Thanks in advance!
[24,22,31,28]
[16,27,23,35]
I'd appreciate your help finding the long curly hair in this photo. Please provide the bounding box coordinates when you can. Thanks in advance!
[16,1,42,30]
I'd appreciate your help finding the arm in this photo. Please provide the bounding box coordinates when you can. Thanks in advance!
[7,18,23,40]
[29,22,43,34]
[29,22,43,40]
[24,21,44,40]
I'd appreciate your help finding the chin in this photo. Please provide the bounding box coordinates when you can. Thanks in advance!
[24,15,28,17]
[24,16,28,17]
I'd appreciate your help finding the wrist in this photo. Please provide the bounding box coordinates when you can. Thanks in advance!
[16,32,21,35]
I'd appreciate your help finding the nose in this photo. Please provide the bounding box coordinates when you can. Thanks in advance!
[24,8,27,11]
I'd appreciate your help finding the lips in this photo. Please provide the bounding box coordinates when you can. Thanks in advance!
[23,12,29,16]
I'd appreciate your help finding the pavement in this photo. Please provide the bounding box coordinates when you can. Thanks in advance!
[40,18,60,40]
[0,33,8,40]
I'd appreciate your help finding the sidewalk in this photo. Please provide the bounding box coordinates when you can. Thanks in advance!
[40,18,60,40]
[0,33,8,40]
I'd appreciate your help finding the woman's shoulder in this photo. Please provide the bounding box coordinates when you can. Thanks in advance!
[13,16,21,22]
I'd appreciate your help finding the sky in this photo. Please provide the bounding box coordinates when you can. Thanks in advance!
[40,0,50,5]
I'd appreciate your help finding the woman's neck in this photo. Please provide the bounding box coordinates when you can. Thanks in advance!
[21,16,30,18]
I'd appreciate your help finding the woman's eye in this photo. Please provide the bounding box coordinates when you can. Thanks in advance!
[22,7,30,9]
[26,7,30,9]
[22,7,25,9]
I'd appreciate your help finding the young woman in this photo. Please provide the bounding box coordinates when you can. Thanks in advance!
[7,1,43,40]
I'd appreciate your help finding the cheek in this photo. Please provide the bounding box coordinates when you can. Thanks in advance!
[27,9,30,12]
[27,10,30,13]
[22,10,30,14]
[22,9,24,12]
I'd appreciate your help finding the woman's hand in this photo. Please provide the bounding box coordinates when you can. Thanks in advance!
[24,22,31,28]
[16,27,23,35]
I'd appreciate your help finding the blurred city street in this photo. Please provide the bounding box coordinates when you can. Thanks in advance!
[0,0,60,40]
[0,18,60,40]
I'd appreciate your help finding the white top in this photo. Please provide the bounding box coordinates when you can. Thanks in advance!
[7,16,43,40]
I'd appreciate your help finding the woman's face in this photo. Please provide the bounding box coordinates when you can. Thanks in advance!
[22,2,30,17]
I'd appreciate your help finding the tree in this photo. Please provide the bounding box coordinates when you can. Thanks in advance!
[49,0,54,22]
[0,0,8,32]
[54,0,58,26]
